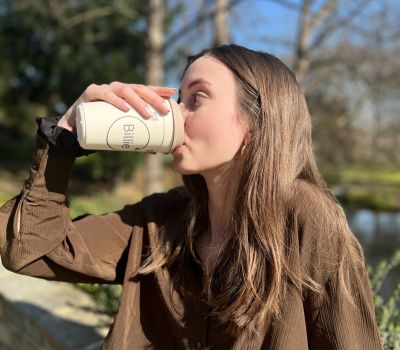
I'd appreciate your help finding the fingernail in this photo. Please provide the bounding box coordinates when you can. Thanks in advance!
[163,100,171,112]
[144,105,153,118]
[124,102,132,110]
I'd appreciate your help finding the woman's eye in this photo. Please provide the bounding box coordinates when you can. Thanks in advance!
[178,91,205,107]
[192,93,204,104]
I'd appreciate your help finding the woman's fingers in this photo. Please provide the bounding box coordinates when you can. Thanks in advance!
[84,82,177,119]
[128,84,173,115]
[147,85,177,97]
[84,84,131,112]
[58,82,175,134]
[107,83,151,117]
[102,89,131,112]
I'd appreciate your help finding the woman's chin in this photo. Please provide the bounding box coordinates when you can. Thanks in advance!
[172,158,198,175]
[172,163,196,175]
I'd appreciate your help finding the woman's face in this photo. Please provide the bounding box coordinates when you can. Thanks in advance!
[172,55,248,175]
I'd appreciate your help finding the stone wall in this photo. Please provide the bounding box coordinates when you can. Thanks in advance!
[0,261,112,350]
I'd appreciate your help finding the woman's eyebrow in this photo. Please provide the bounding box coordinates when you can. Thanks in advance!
[178,78,212,96]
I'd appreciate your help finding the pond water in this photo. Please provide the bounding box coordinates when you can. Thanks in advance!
[347,209,400,297]
[347,209,400,266]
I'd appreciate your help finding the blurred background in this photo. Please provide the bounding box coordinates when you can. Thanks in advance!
[0,0,399,347]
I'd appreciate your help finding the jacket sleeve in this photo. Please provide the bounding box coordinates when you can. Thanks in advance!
[0,132,140,284]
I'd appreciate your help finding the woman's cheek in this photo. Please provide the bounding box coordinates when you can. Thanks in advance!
[186,119,210,141]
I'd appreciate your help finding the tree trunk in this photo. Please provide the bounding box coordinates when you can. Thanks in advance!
[293,0,312,85]
[145,0,165,195]
[214,0,230,45]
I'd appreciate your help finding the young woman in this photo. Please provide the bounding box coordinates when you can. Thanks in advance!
[0,44,382,349]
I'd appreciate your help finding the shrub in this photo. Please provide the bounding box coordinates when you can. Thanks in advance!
[369,250,400,349]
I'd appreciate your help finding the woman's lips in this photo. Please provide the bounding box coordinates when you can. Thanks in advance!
[172,144,186,154]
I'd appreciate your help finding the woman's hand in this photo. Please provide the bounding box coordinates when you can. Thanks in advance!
[58,82,177,134]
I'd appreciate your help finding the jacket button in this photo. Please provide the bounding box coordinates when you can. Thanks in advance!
[195,341,201,349]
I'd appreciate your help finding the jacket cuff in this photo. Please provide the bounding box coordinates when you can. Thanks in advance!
[35,116,96,158]
[22,133,76,200]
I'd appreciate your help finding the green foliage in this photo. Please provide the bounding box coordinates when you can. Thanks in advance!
[369,250,400,349]
[343,186,400,211]
[322,167,400,211]
[0,0,146,128]
[0,0,149,183]
[321,165,345,186]
[307,91,353,168]
[343,168,400,187]
[69,192,127,219]
[74,151,144,185]
[75,283,122,315]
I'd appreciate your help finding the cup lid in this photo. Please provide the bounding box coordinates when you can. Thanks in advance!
[169,99,184,152]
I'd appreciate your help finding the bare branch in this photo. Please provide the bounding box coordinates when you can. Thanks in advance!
[62,6,114,29]
[311,0,373,49]
[308,0,337,30]
[164,0,243,50]
[253,34,295,48]
[292,0,312,82]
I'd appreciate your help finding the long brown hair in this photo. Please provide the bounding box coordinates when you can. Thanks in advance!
[135,44,364,334]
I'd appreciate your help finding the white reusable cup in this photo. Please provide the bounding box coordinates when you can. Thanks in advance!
[76,99,184,154]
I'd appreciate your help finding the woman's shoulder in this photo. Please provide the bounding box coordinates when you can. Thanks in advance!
[289,179,364,277]
[290,179,346,233]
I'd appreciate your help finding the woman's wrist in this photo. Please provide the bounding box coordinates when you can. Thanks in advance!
[57,117,74,133]
[58,106,77,134]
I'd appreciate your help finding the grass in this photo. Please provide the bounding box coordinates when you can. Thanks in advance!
[0,168,27,204]
[342,185,400,211]
[343,167,400,187]
[322,166,400,211]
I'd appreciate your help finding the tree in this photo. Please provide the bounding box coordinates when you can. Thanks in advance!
[261,0,400,168]
[292,0,337,85]
[214,0,230,45]
[0,1,148,185]
[144,0,166,195]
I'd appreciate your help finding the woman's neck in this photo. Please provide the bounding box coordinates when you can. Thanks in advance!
[201,165,239,246]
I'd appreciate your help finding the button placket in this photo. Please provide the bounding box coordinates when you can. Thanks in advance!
[23,162,40,194]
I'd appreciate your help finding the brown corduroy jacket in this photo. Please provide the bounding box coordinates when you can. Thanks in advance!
[0,133,383,350]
